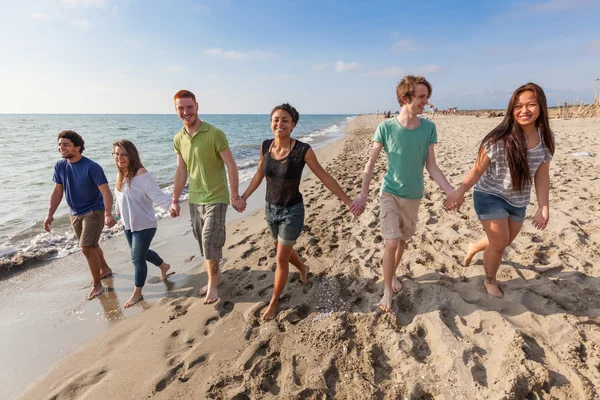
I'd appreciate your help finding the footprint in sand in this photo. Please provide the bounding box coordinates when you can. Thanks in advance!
[203,316,219,336]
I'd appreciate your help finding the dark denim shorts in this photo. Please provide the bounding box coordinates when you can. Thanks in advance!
[265,202,304,246]
[473,191,526,223]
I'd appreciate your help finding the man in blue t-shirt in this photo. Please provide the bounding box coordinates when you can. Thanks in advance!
[44,130,116,300]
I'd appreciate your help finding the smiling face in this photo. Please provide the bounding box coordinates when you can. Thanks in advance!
[57,138,80,159]
[113,145,130,169]
[175,97,199,128]
[271,109,296,139]
[403,83,430,114]
[512,90,540,130]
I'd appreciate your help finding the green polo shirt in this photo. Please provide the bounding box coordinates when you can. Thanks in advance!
[173,121,230,205]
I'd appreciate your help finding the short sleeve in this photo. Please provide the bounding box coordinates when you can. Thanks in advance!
[430,124,438,145]
[372,123,385,144]
[52,162,62,184]
[483,141,497,161]
[89,163,108,187]
[173,135,181,155]
[543,131,555,163]
[214,129,229,153]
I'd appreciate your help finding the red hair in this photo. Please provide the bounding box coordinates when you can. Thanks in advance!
[173,90,196,104]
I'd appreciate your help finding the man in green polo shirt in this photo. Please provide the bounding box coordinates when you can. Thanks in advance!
[170,89,246,304]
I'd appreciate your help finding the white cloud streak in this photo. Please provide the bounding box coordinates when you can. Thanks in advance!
[391,39,418,52]
[203,48,271,60]
[313,62,331,71]
[335,61,359,72]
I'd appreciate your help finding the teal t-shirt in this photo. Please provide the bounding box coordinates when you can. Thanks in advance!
[373,117,437,199]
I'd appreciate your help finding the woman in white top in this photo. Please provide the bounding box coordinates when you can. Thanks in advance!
[113,140,174,308]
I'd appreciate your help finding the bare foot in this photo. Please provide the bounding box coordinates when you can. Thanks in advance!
[377,291,393,313]
[158,263,174,282]
[86,285,105,300]
[484,280,504,298]
[261,301,279,321]
[124,293,144,308]
[299,264,310,285]
[463,243,477,267]
[203,284,219,305]
[200,278,223,296]
[89,271,113,284]
[392,277,403,293]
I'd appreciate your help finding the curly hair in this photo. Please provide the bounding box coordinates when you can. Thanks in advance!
[57,130,85,153]
[270,103,299,124]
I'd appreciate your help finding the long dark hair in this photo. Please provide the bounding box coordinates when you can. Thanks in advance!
[479,82,555,192]
[113,140,143,191]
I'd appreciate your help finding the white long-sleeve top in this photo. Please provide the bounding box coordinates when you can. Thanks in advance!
[114,172,172,232]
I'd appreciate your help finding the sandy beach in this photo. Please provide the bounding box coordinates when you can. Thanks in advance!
[11,115,600,399]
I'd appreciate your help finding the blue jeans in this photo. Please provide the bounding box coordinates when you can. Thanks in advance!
[124,228,164,288]
[473,191,527,223]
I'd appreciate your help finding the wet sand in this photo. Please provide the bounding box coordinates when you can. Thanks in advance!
[11,115,600,399]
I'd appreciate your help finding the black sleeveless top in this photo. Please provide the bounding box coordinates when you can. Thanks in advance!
[262,139,311,206]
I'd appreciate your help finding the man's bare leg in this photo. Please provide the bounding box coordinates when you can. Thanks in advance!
[392,239,406,293]
[96,246,113,277]
[378,238,400,312]
[82,246,104,299]
[203,259,221,304]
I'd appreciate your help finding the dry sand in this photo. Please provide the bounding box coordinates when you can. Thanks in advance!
[20,115,600,399]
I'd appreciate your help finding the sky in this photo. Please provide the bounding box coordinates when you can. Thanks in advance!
[1,0,599,114]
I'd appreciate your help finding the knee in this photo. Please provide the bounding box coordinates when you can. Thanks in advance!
[385,238,400,252]
[488,236,509,252]
[81,246,95,257]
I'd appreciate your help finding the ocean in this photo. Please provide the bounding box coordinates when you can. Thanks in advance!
[0,113,354,264]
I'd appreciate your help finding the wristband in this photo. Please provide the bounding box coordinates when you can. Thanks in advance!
[172,199,179,205]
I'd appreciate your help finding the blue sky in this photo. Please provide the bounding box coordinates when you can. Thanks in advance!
[1,0,599,113]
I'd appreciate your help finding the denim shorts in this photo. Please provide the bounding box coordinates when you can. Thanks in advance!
[265,202,304,246]
[473,191,526,223]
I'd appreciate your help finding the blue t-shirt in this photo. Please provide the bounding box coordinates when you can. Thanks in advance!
[52,156,108,216]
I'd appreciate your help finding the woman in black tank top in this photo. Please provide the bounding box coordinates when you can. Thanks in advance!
[242,103,357,321]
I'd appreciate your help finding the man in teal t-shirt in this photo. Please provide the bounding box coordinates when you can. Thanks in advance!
[169,89,246,305]
[351,75,458,313]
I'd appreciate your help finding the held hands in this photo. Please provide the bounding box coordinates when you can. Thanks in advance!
[532,206,549,230]
[169,202,181,218]
[105,213,116,228]
[445,188,465,211]
[232,196,246,213]
[349,194,367,217]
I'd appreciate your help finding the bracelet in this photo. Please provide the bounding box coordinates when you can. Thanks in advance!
[171,199,179,204]
[232,195,243,200]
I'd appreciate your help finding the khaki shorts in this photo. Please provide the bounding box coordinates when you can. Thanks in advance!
[380,192,421,240]
[70,210,105,247]
[189,203,227,261]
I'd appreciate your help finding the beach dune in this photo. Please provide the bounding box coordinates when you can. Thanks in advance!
[19,115,600,400]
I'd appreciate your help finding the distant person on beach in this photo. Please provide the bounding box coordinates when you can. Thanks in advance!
[376,110,379,118]
[44,130,116,300]
[446,83,554,298]
[112,140,174,308]
[351,75,457,313]
[242,103,359,321]
[169,90,246,305]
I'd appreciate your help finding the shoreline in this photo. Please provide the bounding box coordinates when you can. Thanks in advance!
[12,115,600,399]
[0,119,350,400]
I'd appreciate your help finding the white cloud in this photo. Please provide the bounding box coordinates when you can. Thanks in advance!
[29,12,51,20]
[167,65,184,72]
[203,48,271,60]
[313,62,331,71]
[529,0,595,11]
[391,39,417,52]
[61,0,112,7]
[587,39,600,53]
[70,18,90,29]
[335,61,359,72]
[123,38,140,46]
[363,65,443,77]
